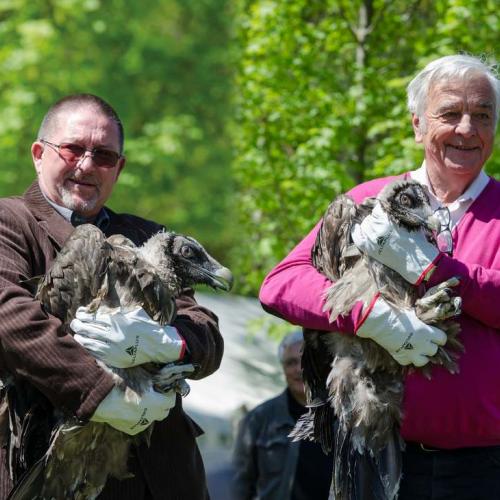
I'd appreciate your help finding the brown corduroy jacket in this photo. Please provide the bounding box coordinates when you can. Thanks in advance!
[0,181,223,499]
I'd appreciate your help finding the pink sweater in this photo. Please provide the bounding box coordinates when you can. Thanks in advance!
[259,174,500,449]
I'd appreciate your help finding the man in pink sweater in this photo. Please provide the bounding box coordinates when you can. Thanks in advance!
[259,54,500,499]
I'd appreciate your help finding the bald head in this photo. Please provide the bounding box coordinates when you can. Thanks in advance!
[38,94,124,153]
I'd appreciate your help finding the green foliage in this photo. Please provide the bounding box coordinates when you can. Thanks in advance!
[0,0,234,262]
[233,0,500,295]
[4,1,500,298]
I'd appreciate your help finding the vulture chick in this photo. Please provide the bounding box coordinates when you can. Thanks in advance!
[6,224,233,500]
[290,179,462,500]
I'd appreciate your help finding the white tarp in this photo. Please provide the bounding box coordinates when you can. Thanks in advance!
[182,292,292,496]
[185,292,284,419]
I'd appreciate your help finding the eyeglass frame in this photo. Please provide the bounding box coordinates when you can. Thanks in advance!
[433,206,453,256]
[39,139,122,168]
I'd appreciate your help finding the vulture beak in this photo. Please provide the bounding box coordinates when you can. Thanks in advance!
[209,266,234,291]
[425,214,441,232]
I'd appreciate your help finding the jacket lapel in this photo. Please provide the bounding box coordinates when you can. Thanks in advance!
[23,181,74,250]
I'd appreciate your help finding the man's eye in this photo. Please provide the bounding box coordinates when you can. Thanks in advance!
[442,111,460,119]
[94,149,120,163]
[63,144,86,155]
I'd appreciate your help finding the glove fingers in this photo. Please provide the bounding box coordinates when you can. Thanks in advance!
[71,321,109,338]
[149,391,176,418]
[422,341,439,357]
[73,334,108,357]
[118,306,156,324]
[75,307,113,326]
[429,326,447,346]
[412,354,429,367]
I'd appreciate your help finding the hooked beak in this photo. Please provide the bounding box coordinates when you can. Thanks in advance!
[425,214,441,232]
[207,266,234,291]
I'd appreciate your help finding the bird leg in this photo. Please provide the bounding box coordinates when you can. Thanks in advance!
[153,362,196,396]
[415,277,461,324]
[414,277,464,377]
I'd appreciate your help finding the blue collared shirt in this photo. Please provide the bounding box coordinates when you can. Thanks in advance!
[41,192,110,230]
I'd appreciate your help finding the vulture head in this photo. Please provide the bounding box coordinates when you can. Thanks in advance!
[140,232,233,292]
[377,179,440,233]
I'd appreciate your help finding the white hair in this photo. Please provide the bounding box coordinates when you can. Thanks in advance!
[407,54,500,129]
[278,330,303,362]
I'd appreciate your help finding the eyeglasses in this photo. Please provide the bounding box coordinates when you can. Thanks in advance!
[40,139,122,168]
[433,207,453,255]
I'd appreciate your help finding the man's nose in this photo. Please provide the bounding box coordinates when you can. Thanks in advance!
[455,114,475,137]
[75,152,97,171]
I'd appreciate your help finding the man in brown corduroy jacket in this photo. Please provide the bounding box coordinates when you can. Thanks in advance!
[0,94,223,499]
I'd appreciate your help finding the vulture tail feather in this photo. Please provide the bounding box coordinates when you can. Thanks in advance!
[332,420,403,500]
[314,403,335,454]
[289,411,314,442]
[7,456,44,500]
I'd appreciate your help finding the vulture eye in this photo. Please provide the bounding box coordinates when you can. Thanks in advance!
[181,245,194,258]
[399,193,412,207]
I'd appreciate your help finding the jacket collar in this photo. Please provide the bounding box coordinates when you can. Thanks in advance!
[272,389,297,429]
[23,181,75,249]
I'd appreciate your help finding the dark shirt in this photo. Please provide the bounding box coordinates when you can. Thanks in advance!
[287,390,333,500]
[70,208,110,230]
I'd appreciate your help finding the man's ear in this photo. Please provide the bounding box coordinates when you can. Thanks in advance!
[412,114,424,143]
[31,142,44,175]
[115,155,126,180]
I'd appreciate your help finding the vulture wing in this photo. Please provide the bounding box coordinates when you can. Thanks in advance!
[36,224,176,326]
[36,224,112,324]
[312,194,359,281]
[104,234,176,325]
[293,195,374,453]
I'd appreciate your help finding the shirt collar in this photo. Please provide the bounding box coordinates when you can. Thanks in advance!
[41,190,110,230]
[410,161,489,206]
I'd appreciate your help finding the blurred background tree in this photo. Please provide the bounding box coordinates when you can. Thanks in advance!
[232,0,500,294]
[1,0,500,297]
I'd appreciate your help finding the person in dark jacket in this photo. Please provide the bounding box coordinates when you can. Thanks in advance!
[231,331,333,499]
[0,93,223,499]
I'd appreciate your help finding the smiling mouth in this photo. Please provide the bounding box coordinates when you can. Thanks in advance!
[448,144,479,151]
[67,178,97,188]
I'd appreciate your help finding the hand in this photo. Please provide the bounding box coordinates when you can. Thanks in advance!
[356,296,447,367]
[91,385,176,436]
[351,201,440,284]
[71,306,185,368]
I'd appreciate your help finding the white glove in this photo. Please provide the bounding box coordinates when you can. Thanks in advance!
[71,306,185,368]
[351,202,439,284]
[356,296,447,367]
[91,385,176,435]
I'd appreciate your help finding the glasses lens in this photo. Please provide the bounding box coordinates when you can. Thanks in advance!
[59,143,86,163]
[434,207,451,227]
[437,229,453,255]
[93,148,120,167]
